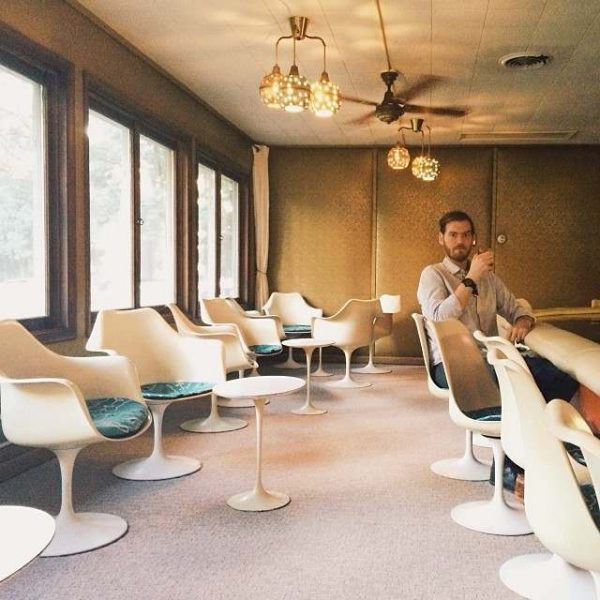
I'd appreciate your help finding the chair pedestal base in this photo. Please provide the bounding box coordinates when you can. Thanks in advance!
[430,455,490,481]
[42,512,127,557]
[113,455,201,481]
[311,348,332,377]
[227,489,290,512]
[431,430,491,481]
[181,393,248,432]
[500,553,595,599]
[275,346,303,369]
[451,498,531,535]
[180,415,247,433]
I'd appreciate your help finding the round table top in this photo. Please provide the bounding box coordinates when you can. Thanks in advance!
[0,506,55,582]
[282,338,334,350]
[213,376,305,400]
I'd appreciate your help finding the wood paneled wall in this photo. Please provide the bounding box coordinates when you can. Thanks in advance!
[269,146,600,360]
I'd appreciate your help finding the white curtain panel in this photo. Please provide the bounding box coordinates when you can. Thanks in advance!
[252,145,270,308]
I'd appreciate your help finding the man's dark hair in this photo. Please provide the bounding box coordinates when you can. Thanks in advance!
[439,210,476,235]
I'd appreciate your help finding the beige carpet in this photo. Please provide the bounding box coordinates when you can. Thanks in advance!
[0,364,543,599]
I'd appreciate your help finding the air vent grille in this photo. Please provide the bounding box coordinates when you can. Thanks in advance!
[499,53,551,70]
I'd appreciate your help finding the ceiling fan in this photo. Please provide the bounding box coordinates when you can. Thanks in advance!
[343,70,468,125]
[344,0,468,125]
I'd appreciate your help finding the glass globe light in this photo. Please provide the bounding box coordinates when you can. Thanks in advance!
[259,65,284,108]
[279,65,311,113]
[310,72,341,117]
[387,144,410,170]
[411,155,427,179]
[419,156,440,181]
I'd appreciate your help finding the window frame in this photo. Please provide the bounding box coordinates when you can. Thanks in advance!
[84,77,186,329]
[0,25,75,342]
[193,148,250,315]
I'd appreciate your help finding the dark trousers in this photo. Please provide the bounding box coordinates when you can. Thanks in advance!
[431,355,579,403]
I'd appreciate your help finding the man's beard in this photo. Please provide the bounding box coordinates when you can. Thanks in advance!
[444,243,470,262]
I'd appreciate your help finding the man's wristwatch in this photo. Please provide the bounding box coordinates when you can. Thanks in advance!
[462,277,478,296]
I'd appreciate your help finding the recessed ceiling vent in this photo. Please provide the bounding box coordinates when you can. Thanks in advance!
[499,53,551,70]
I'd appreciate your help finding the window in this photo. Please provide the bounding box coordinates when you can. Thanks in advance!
[196,161,245,301]
[0,35,73,341]
[87,99,176,313]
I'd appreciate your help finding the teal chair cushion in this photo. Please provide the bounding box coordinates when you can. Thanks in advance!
[141,381,215,400]
[283,324,311,334]
[581,484,600,530]
[86,397,149,439]
[249,344,282,355]
[565,442,586,466]
[465,406,502,421]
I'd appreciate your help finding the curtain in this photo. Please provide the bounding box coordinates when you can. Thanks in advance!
[252,145,270,308]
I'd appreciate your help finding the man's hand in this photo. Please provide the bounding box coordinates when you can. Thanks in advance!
[467,249,494,282]
[510,316,535,343]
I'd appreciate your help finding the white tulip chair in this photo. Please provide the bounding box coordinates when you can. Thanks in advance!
[263,291,324,371]
[87,308,227,480]
[487,347,597,599]
[0,320,151,556]
[413,313,491,481]
[312,298,381,389]
[431,319,531,535]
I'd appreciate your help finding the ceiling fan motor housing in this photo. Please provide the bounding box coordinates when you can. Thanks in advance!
[376,102,403,123]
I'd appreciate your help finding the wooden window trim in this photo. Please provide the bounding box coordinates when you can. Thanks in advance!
[84,75,186,332]
[0,25,75,343]
[193,150,251,318]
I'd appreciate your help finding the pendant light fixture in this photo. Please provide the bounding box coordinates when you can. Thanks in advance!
[419,126,440,181]
[259,17,340,117]
[387,129,410,169]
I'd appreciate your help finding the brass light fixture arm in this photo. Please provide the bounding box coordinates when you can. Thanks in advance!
[274,35,294,64]
[305,34,328,71]
[426,125,432,156]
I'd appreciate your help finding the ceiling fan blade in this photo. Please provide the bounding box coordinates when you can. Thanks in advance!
[403,103,468,117]
[341,95,378,107]
[399,76,442,102]
[346,111,377,125]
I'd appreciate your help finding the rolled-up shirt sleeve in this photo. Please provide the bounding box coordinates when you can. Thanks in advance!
[417,266,464,321]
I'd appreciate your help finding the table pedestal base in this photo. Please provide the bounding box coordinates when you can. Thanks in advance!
[218,397,268,409]
[227,488,290,512]
[293,404,327,416]
[42,512,127,557]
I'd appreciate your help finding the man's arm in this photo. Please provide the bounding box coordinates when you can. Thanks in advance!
[417,266,470,321]
[493,276,535,342]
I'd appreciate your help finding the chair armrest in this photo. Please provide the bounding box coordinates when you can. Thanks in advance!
[181,332,252,371]
[169,335,228,382]
[60,355,144,402]
[0,377,102,448]
[239,315,284,343]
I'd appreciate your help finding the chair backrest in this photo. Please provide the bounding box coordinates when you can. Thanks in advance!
[87,308,224,384]
[200,298,241,325]
[411,313,448,400]
[431,319,500,415]
[0,320,61,378]
[314,298,381,348]
[263,292,322,325]
[489,350,600,573]
[168,303,204,334]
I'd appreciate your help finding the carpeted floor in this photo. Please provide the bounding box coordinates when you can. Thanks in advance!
[0,364,542,599]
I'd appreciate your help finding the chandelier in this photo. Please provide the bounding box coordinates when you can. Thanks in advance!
[259,17,341,117]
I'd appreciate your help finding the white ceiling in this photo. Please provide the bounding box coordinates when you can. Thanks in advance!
[74,0,600,146]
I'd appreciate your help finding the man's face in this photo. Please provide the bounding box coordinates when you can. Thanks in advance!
[438,219,475,263]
